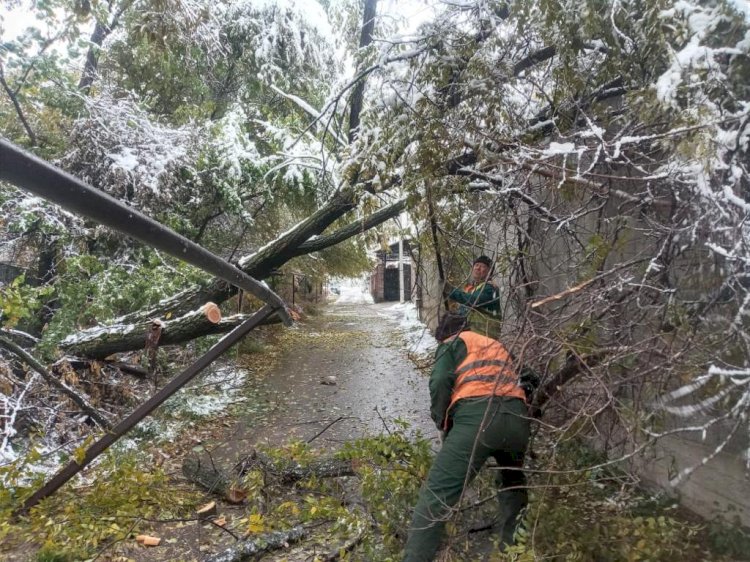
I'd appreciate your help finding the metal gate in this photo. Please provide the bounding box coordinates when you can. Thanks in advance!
[383,264,411,301]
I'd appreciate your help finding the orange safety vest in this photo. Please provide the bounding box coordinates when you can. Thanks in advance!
[461,281,495,299]
[445,332,526,428]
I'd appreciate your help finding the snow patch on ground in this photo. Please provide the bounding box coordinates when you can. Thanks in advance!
[333,280,374,305]
[162,365,249,419]
[379,302,438,359]
[115,365,250,452]
[329,277,436,358]
[0,442,68,484]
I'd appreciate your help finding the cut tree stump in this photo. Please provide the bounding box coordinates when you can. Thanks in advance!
[196,500,217,519]
[202,302,222,323]
[182,456,247,504]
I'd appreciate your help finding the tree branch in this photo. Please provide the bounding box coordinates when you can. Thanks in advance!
[0,63,37,145]
[0,336,111,429]
[348,0,378,142]
[78,0,134,94]
[297,197,406,253]
[513,46,556,76]
[530,352,608,417]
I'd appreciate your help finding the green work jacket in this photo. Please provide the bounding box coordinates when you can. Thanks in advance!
[448,281,500,317]
[429,337,468,431]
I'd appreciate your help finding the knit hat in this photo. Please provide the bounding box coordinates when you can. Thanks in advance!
[473,255,492,267]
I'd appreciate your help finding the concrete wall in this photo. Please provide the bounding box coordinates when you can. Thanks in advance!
[412,182,750,527]
[636,433,749,526]
[594,410,750,526]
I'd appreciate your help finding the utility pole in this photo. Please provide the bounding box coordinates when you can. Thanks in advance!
[398,237,404,303]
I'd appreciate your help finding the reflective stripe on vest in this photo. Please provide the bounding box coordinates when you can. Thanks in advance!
[444,332,526,429]
[455,359,510,376]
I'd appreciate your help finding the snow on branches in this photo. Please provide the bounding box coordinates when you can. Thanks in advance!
[349,0,750,476]
[224,0,338,93]
[61,91,199,213]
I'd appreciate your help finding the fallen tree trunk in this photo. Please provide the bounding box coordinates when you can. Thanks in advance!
[237,450,357,484]
[183,451,356,499]
[112,191,404,327]
[61,304,281,359]
[60,194,404,359]
[106,190,355,328]
[204,526,306,562]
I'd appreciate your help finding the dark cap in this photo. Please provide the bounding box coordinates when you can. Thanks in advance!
[473,255,492,267]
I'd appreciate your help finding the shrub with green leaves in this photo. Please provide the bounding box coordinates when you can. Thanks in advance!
[0,448,198,561]
[0,275,53,329]
[338,425,433,559]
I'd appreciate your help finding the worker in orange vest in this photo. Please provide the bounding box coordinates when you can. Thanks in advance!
[403,313,530,561]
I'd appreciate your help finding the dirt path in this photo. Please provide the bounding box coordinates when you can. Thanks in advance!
[110,293,440,562]
[218,297,439,460]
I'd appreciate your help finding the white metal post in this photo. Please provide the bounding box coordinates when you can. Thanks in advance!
[398,238,404,303]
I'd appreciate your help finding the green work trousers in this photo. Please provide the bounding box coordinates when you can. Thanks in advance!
[403,397,530,562]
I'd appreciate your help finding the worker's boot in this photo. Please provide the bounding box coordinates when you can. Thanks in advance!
[495,488,527,549]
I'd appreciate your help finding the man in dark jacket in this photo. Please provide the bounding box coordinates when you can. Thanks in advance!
[446,255,501,336]
[403,314,530,562]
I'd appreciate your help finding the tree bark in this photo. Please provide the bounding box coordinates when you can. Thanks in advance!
[78,1,133,94]
[297,197,406,253]
[236,450,356,484]
[204,526,306,562]
[61,304,282,359]
[347,0,378,142]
